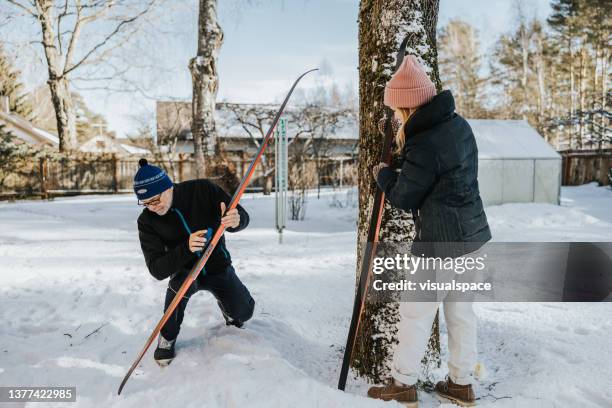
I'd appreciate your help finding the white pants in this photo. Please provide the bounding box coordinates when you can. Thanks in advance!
[391,301,477,386]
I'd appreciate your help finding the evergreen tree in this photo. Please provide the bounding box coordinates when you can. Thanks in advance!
[72,93,113,144]
[0,124,40,189]
[0,43,33,119]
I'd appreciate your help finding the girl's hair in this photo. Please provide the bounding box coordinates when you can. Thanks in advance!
[394,107,417,153]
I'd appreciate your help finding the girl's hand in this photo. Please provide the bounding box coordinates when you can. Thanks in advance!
[372,162,389,180]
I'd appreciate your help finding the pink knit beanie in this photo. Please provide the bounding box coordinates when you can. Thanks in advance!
[384,55,436,109]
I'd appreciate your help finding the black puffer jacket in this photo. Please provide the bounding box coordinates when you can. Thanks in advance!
[138,179,249,282]
[377,90,491,256]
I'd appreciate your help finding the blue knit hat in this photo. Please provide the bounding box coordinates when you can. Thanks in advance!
[133,159,173,200]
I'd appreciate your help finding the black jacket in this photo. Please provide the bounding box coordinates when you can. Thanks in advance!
[137,179,249,281]
[377,90,491,256]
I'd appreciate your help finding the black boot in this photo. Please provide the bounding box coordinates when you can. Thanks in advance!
[217,300,244,328]
[154,334,176,366]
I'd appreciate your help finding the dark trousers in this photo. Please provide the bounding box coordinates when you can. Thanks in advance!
[160,264,255,341]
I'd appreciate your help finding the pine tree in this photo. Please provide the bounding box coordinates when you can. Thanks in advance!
[72,93,112,144]
[0,44,33,119]
[0,124,39,189]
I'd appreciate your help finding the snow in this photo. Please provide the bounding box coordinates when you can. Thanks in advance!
[1,184,611,407]
[468,120,560,160]
[31,126,60,146]
[119,144,151,155]
[78,135,151,155]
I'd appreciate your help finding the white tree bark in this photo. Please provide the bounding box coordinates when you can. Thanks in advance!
[190,0,223,178]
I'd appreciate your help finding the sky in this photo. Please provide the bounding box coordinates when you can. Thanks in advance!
[8,0,552,138]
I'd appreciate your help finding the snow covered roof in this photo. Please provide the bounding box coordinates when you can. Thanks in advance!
[0,110,59,147]
[79,134,151,155]
[119,143,150,155]
[468,119,560,160]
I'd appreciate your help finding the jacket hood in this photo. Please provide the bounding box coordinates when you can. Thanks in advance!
[404,90,456,136]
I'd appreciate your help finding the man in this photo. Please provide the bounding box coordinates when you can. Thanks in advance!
[134,158,255,366]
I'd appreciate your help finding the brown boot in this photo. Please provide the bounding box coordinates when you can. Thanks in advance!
[435,376,476,407]
[367,379,418,407]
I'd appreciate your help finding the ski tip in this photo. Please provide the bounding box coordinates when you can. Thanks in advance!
[117,377,128,395]
[299,68,319,78]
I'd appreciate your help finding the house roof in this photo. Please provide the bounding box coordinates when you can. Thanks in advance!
[79,134,150,155]
[468,119,561,160]
[119,143,150,155]
[0,110,59,146]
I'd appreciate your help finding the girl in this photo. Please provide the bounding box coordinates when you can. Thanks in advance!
[367,55,491,407]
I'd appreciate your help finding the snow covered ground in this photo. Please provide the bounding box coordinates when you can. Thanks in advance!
[1,184,611,407]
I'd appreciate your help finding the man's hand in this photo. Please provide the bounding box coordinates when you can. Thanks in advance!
[220,202,240,229]
[188,230,209,253]
[372,162,389,180]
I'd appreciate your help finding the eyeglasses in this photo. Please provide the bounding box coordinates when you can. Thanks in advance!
[138,194,162,207]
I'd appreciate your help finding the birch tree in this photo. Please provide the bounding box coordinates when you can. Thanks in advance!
[3,0,160,151]
[189,0,223,178]
[353,0,442,387]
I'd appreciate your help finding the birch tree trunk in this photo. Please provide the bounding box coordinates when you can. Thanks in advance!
[190,0,223,178]
[353,0,442,387]
[519,23,529,120]
[578,48,586,148]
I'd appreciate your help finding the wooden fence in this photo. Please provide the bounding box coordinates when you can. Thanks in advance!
[561,149,612,186]
[0,153,357,200]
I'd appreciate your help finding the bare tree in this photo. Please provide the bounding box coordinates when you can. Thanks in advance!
[223,102,279,194]
[438,20,485,118]
[287,155,315,221]
[291,104,355,198]
[190,0,223,178]
[354,0,442,386]
[3,0,161,151]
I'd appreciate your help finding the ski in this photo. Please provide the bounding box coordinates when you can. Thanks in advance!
[337,38,410,391]
[118,68,318,395]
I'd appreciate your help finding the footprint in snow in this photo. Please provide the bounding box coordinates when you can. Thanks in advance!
[573,327,590,335]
